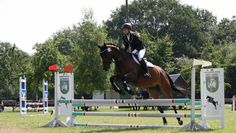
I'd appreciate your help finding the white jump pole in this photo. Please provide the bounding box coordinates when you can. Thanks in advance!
[74,123,183,129]
[65,99,200,107]
[233,96,236,112]
[72,112,201,118]
[184,67,206,130]
[190,67,196,129]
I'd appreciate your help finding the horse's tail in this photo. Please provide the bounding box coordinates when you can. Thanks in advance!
[165,73,186,97]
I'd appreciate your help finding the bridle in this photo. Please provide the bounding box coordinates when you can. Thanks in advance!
[100,48,108,54]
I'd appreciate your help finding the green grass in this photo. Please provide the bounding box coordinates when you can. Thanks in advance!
[0,106,236,133]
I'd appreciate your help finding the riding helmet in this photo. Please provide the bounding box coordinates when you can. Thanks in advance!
[121,23,132,30]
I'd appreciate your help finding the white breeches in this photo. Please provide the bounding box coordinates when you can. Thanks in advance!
[132,48,145,61]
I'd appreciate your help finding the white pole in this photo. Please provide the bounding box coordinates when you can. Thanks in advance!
[220,69,225,129]
[54,72,59,120]
[191,67,196,130]
[233,99,235,112]
[233,96,236,112]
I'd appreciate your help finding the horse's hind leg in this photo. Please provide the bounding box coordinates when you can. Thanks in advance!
[159,81,183,125]
[172,106,183,125]
[160,85,183,125]
[147,87,167,125]
[157,106,167,125]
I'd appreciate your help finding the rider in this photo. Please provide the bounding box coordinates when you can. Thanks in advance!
[121,22,151,78]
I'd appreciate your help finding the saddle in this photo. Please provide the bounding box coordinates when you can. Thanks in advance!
[131,54,154,68]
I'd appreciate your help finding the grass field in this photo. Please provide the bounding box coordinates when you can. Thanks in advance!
[0,106,235,133]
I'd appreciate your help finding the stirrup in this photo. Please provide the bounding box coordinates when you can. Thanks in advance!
[144,73,151,78]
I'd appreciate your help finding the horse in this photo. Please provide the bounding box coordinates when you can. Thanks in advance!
[206,96,218,109]
[97,43,183,125]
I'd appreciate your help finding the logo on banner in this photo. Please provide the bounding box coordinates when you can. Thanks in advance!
[206,74,219,93]
[60,77,69,94]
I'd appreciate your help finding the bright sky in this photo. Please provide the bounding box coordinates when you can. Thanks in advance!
[180,0,236,20]
[0,0,236,54]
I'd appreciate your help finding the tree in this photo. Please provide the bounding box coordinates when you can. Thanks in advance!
[212,18,236,44]
[224,44,236,97]
[142,32,174,72]
[105,0,216,58]
[73,10,108,95]
[31,40,65,99]
[0,42,30,99]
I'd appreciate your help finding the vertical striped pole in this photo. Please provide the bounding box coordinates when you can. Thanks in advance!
[19,76,27,115]
[43,79,48,114]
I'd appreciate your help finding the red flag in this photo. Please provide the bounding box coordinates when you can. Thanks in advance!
[64,65,73,72]
[48,64,58,71]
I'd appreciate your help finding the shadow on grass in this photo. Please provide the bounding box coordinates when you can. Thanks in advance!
[79,128,155,133]
[175,128,215,133]
[80,128,215,133]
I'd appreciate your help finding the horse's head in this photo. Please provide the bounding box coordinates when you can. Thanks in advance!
[97,43,120,71]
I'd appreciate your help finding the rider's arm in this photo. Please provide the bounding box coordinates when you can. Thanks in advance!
[122,36,129,52]
[132,34,145,53]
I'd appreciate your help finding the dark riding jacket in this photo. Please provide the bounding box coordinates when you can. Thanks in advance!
[122,32,145,53]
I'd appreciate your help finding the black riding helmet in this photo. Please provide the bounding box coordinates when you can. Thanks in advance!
[121,23,132,30]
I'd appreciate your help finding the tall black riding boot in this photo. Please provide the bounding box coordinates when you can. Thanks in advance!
[139,59,151,78]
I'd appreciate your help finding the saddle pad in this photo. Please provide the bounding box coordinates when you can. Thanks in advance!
[132,55,155,67]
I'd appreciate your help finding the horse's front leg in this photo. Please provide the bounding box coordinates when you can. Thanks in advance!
[110,75,125,95]
[122,72,137,94]
[122,80,133,94]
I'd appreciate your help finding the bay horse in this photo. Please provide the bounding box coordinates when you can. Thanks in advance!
[97,43,183,125]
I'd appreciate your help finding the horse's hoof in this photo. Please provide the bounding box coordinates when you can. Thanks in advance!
[178,120,183,125]
[163,122,168,125]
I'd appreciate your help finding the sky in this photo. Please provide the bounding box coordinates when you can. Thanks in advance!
[0,0,236,54]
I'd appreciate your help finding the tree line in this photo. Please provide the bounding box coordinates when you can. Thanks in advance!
[0,0,236,100]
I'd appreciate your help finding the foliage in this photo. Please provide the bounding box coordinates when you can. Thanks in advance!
[73,10,108,95]
[212,17,236,44]
[0,42,30,99]
[105,0,216,58]
[142,32,174,72]
[31,39,66,99]
[31,9,109,98]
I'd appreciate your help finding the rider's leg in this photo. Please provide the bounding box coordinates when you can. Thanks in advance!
[139,59,151,77]
[137,49,151,78]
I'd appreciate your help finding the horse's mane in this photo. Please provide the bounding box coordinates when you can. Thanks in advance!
[105,43,120,50]
[105,43,130,57]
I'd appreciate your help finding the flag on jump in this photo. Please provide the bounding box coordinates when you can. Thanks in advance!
[48,64,58,71]
[64,65,73,72]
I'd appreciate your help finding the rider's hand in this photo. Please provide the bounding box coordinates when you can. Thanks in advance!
[132,49,138,54]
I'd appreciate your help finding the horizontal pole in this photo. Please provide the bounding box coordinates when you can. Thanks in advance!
[27,109,44,110]
[74,123,183,128]
[72,112,201,118]
[27,103,43,105]
[58,99,200,107]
